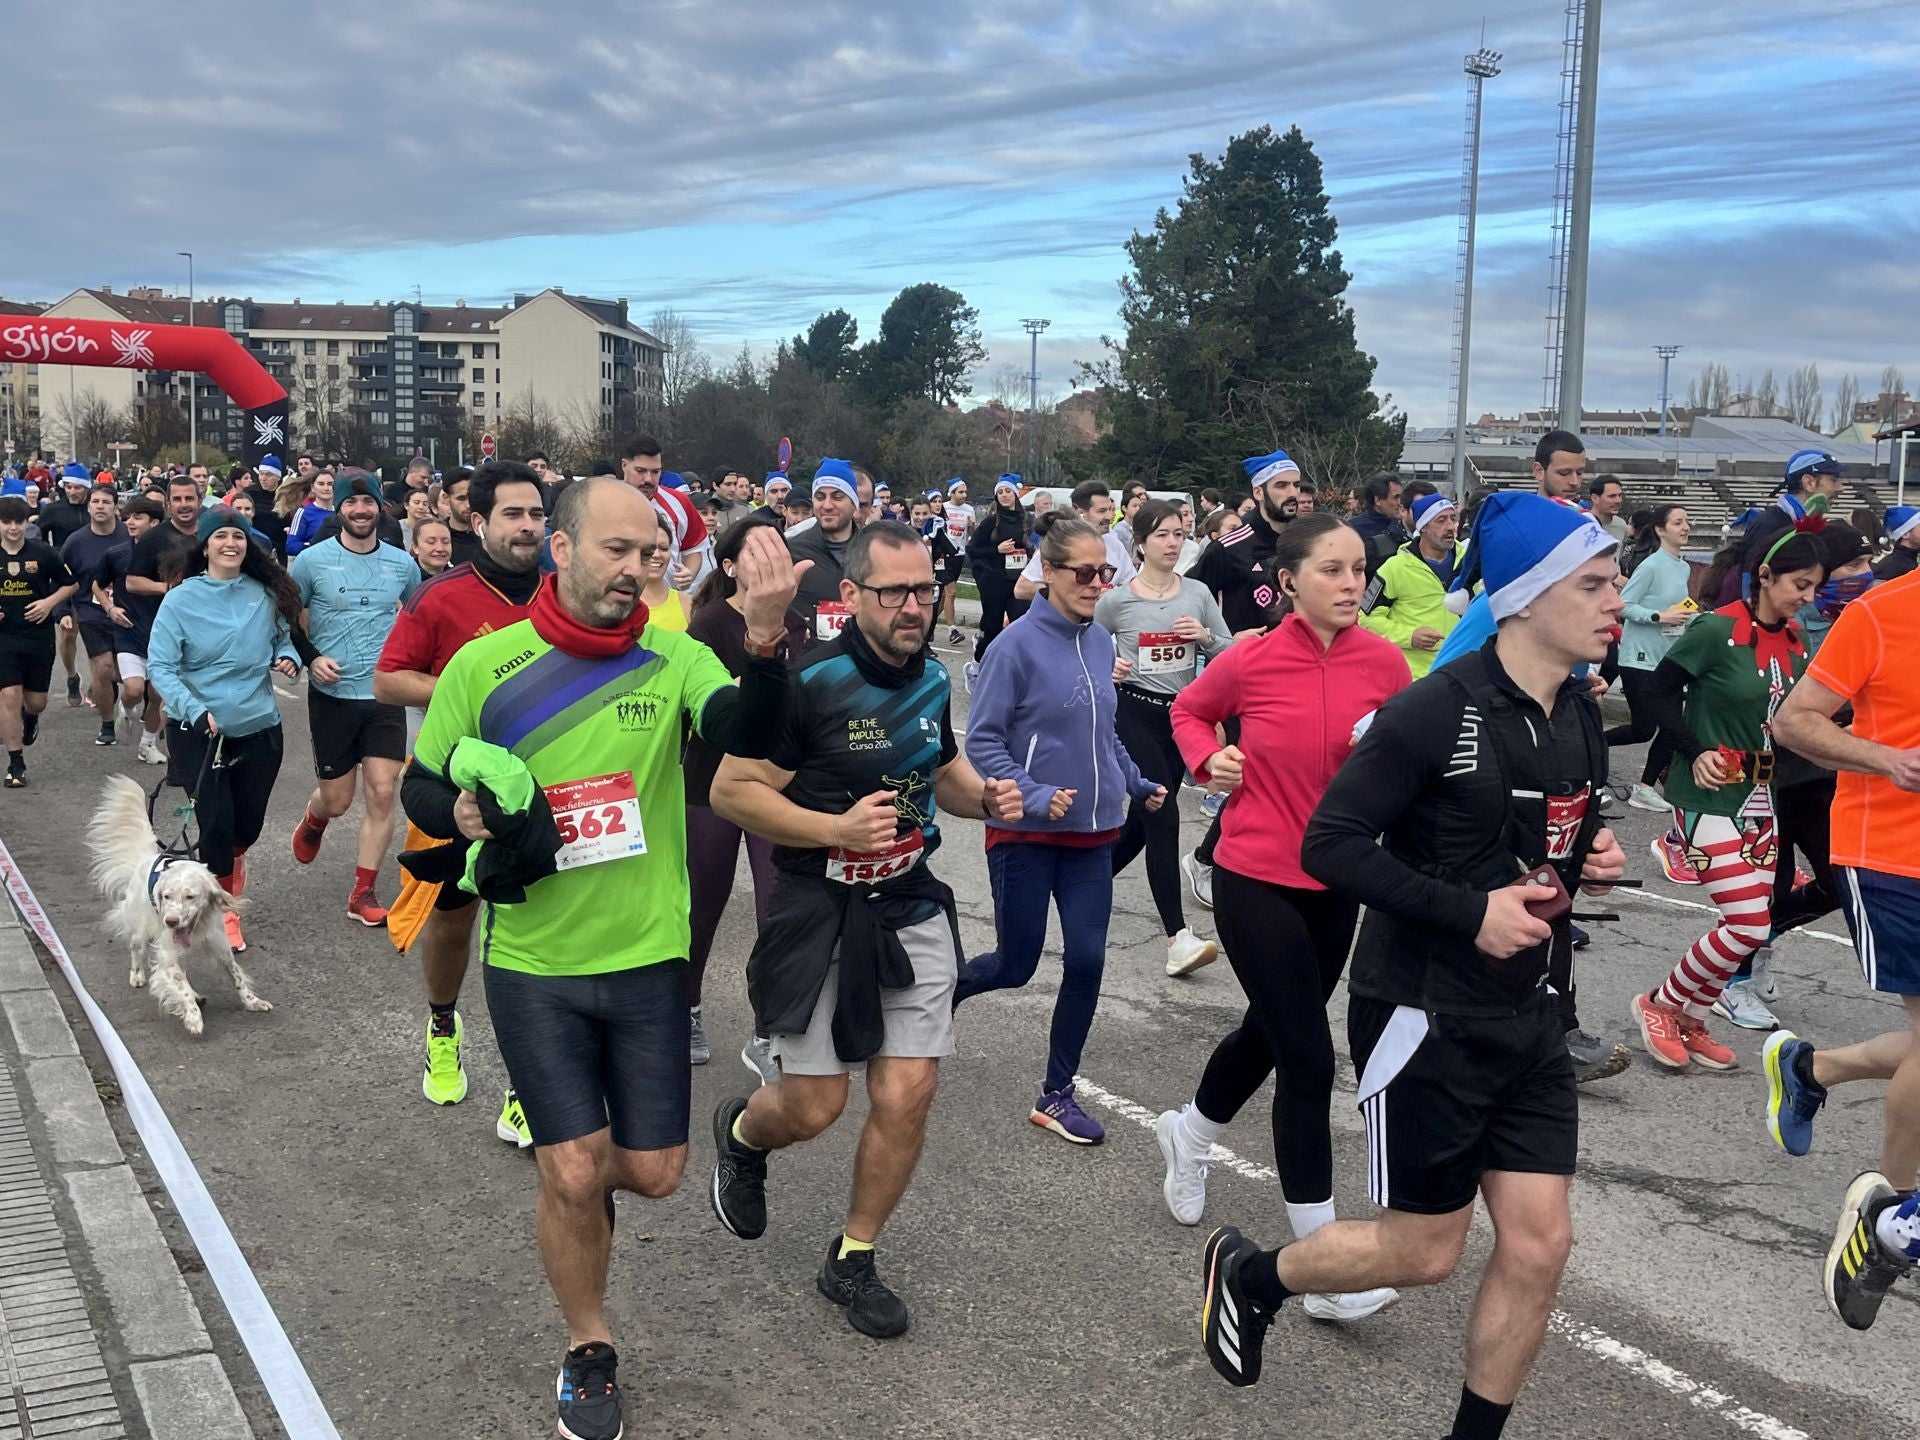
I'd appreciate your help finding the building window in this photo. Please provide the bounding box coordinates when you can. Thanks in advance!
[471,393,485,408]
[223,302,245,332]
[471,368,485,383]
[327,340,340,356]
[393,307,415,335]
[372,412,389,424]
[397,396,414,411]
[326,364,339,380]
[494,368,502,383]
[472,344,485,359]
[300,340,313,355]
[304,364,316,379]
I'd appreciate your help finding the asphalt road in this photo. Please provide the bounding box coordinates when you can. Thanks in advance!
[7,659,1919,1440]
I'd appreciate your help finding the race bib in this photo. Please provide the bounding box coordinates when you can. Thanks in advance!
[825,828,925,885]
[814,600,850,642]
[544,771,646,871]
[1005,550,1026,571]
[1135,631,1192,676]
[1544,788,1590,862]
[944,504,969,538]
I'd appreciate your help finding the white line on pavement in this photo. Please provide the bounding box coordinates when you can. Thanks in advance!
[1613,884,1853,947]
[1070,1073,1811,1440]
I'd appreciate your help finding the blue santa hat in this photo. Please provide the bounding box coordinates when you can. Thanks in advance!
[924,489,944,503]
[946,477,967,495]
[1242,449,1300,490]
[1449,491,1618,621]
[811,458,859,505]
[660,471,687,490]
[994,473,1021,496]
[763,471,792,490]
[59,462,92,486]
[258,454,285,477]
[1410,493,1456,536]
[1887,504,1920,544]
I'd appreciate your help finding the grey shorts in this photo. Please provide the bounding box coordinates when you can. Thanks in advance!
[772,914,959,1076]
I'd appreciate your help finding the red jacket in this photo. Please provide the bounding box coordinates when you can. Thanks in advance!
[1172,612,1410,889]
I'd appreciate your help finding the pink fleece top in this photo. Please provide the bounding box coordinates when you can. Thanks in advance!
[1172,612,1411,889]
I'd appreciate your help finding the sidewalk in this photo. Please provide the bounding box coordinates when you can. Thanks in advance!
[0,906,253,1440]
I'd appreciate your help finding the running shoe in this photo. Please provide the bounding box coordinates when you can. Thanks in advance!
[1750,944,1780,1003]
[1302,1288,1399,1323]
[947,626,965,647]
[710,1096,768,1239]
[422,1011,467,1106]
[1627,782,1668,813]
[555,1341,623,1440]
[816,1236,912,1338]
[1675,1010,1737,1069]
[19,712,36,746]
[962,660,979,695]
[1155,1108,1211,1226]
[689,1006,711,1066]
[1711,979,1778,1031]
[741,1036,779,1087]
[1630,992,1689,1069]
[1165,928,1219,978]
[496,1089,533,1148]
[94,722,117,746]
[136,733,164,766]
[346,888,388,927]
[66,674,81,707]
[1031,1084,1105,1145]
[1200,790,1227,819]
[291,812,327,864]
[1652,829,1701,886]
[1181,852,1214,911]
[229,848,248,896]
[1200,1225,1274,1387]
[1566,1028,1630,1082]
[4,762,25,789]
[1763,1030,1826,1156]
[1570,923,1591,951]
[1825,1172,1913,1332]
[222,911,245,954]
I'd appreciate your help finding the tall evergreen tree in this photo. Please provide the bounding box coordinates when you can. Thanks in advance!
[1089,125,1402,489]
[858,284,987,410]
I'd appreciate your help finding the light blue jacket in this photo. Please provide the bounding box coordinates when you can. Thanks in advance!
[1617,548,1693,671]
[148,575,298,736]
[965,596,1155,834]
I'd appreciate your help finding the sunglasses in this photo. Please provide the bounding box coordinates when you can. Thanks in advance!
[1050,562,1117,586]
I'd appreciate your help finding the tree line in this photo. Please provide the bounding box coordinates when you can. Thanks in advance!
[1683,363,1908,434]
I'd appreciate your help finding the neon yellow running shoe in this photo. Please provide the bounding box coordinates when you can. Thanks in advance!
[422,1012,468,1106]
[496,1088,533,1149]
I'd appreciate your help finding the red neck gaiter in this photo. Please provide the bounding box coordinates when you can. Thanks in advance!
[528,573,650,658]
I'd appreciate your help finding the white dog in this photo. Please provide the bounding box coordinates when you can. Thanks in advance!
[86,775,271,1036]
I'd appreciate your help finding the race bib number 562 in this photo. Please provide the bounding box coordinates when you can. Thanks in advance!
[544,771,647,871]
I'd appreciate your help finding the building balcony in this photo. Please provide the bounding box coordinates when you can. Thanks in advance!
[417,378,463,394]
[347,348,390,366]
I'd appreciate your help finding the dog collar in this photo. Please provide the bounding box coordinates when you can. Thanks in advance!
[147,856,182,904]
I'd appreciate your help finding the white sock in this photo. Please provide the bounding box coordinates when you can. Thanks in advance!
[1874,1194,1920,1261]
[1180,1102,1225,1149]
[1286,1199,1337,1240]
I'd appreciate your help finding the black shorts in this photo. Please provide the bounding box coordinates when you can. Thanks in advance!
[307,691,405,779]
[482,960,692,1150]
[1349,993,1576,1215]
[0,645,55,694]
[78,619,120,661]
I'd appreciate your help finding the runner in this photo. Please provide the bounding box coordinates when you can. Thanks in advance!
[124,476,206,769]
[1628,524,1825,1070]
[787,459,862,650]
[962,474,1031,690]
[1094,498,1232,976]
[1012,480,1137,604]
[1605,505,1694,815]
[58,484,131,745]
[95,496,168,764]
[684,514,807,1080]
[1766,564,1920,1331]
[1358,491,1463,678]
[1180,449,1301,909]
[39,466,93,709]
[707,519,1019,1336]
[401,478,800,1440]
[375,462,545,1128]
[289,472,421,926]
[0,496,77,788]
[636,515,688,630]
[284,468,334,556]
[619,436,712,592]
[442,467,482,566]
[937,477,972,646]
[1874,504,1918,582]
[956,517,1166,1144]
[1197,493,1626,1440]
[147,507,303,952]
[409,518,453,581]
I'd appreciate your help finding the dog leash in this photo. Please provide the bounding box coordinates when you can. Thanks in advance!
[145,731,224,863]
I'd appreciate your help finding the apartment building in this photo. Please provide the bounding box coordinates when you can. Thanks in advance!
[29,285,665,462]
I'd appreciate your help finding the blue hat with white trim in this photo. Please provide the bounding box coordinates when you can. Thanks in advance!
[946,477,967,495]
[1242,449,1300,489]
[1887,505,1920,544]
[1410,492,1456,536]
[812,458,859,505]
[1449,490,1617,621]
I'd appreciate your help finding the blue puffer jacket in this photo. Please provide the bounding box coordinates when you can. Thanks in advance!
[965,594,1155,835]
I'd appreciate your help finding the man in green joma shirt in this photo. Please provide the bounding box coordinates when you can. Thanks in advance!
[402,477,805,1440]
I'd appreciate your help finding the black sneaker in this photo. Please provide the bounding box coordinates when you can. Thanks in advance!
[1826,1171,1914,1331]
[709,1097,767,1239]
[65,674,81,707]
[1201,1225,1274,1387]
[95,723,117,746]
[555,1341,623,1440]
[1570,923,1592,950]
[20,713,37,747]
[816,1236,911,1338]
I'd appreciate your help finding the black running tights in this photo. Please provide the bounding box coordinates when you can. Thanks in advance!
[170,721,284,882]
[1193,869,1358,1204]
[1110,687,1185,935]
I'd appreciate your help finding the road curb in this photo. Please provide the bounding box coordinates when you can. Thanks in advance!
[0,911,255,1439]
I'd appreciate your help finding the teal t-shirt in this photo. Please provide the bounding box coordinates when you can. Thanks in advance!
[290,538,419,699]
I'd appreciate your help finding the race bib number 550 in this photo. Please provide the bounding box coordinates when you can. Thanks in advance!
[544,771,647,871]
[1135,631,1192,676]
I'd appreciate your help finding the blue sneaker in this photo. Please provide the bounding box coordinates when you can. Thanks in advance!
[1030,1084,1105,1145]
[1764,1030,1826,1157]
[555,1341,623,1440]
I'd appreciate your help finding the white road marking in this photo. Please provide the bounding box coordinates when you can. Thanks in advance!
[1613,884,1852,947]
[1072,1073,1810,1440]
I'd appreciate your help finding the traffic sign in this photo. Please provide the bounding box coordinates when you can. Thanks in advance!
[776,436,792,473]
[480,432,497,460]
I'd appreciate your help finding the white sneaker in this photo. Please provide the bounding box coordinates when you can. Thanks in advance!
[1302,1287,1399,1323]
[1750,945,1779,1003]
[136,735,164,766]
[1711,978,1779,1031]
[962,660,980,695]
[1627,782,1668,812]
[741,1036,779,1087]
[1154,1108,1211,1226]
[1165,928,1219,977]
[1181,853,1214,911]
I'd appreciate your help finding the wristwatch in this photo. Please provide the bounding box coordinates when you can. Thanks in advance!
[743,633,786,660]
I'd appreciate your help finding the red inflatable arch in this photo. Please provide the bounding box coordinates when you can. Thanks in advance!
[0,315,290,465]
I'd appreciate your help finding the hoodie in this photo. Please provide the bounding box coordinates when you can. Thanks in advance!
[964,594,1155,835]
[147,574,299,736]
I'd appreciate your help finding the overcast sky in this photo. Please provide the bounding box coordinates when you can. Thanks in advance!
[6,0,1916,428]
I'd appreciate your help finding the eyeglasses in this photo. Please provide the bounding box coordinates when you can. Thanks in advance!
[855,581,938,609]
[1049,563,1117,586]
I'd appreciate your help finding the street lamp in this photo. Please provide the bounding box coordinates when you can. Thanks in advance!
[1021,318,1049,484]
[1449,45,1502,498]
[1654,344,1682,438]
[177,251,195,463]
